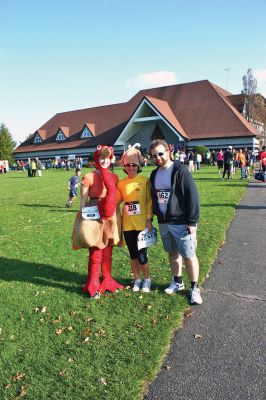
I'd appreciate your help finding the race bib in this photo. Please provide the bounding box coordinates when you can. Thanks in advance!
[125,201,140,215]
[82,206,100,220]
[137,228,157,250]
[157,190,170,204]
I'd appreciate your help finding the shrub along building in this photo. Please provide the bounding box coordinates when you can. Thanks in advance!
[14,79,264,163]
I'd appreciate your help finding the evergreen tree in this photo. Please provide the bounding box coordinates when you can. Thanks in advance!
[0,123,17,164]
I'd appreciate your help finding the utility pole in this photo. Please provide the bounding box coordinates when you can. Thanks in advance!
[224,67,231,90]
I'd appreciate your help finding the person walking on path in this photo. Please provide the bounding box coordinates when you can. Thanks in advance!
[149,139,202,305]
[222,145,234,179]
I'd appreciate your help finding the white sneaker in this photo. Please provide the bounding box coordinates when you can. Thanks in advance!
[189,285,203,305]
[142,279,151,293]
[164,279,185,294]
[132,279,142,292]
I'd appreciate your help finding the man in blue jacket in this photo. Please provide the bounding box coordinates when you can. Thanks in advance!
[150,139,202,305]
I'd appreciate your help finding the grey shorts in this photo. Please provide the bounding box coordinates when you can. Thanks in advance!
[159,223,197,258]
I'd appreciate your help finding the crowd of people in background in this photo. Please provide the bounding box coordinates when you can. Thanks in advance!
[4,145,266,179]
[165,145,261,179]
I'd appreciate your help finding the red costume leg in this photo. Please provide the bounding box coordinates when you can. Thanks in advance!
[82,247,102,297]
[100,246,124,293]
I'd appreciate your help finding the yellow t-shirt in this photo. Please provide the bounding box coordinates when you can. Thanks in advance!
[117,175,153,231]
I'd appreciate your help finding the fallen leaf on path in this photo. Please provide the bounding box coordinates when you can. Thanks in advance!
[184,307,193,318]
[193,334,202,339]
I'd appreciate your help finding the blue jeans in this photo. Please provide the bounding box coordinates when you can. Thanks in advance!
[241,166,247,178]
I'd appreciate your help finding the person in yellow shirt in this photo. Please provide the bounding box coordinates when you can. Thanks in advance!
[31,159,37,177]
[117,145,153,292]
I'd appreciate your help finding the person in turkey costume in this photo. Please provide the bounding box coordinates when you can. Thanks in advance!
[73,145,124,298]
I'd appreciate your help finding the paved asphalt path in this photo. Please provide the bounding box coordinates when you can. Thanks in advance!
[145,179,266,400]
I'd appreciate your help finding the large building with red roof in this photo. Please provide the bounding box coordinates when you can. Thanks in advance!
[14,79,263,161]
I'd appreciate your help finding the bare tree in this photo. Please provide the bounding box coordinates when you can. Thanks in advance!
[242,69,266,143]
[242,68,258,122]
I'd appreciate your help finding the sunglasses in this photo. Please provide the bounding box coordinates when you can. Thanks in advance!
[151,152,165,158]
[125,163,138,167]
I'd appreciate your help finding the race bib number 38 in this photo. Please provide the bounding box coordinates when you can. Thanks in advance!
[125,201,140,215]
[157,190,170,204]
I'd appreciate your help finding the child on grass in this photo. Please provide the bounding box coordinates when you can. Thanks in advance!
[66,168,81,208]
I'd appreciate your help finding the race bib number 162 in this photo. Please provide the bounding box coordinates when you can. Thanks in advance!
[157,190,170,204]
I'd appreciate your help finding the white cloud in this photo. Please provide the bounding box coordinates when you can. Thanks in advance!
[125,71,178,89]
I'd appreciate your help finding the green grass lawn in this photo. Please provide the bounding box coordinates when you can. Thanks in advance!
[0,166,247,399]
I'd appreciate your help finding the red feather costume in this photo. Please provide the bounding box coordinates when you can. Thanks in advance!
[73,145,124,297]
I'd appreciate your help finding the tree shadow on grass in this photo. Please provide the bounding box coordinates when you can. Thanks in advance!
[201,203,237,208]
[212,184,248,187]
[0,257,129,295]
[19,203,66,209]
[193,177,223,181]
[19,204,79,213]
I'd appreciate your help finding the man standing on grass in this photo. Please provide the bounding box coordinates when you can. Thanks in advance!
[222,145,234,179]
[149,139,202,305]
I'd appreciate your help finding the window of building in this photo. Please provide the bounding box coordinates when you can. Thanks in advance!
[33,133,42,143]
[81,126,93,138]
[56,130,66,141]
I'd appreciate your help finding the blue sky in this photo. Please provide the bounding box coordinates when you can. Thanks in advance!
[1,0,266,144]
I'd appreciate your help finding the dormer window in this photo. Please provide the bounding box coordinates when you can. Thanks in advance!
[56,130,66,141]
[81,126,93,138]
[33,133,42,143]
